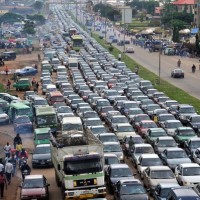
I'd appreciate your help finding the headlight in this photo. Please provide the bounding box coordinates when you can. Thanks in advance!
[120,155,123,160]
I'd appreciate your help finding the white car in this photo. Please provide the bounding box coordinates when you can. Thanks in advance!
[125,47,134,53]
[192,148,200,164]
[175,163,200,186]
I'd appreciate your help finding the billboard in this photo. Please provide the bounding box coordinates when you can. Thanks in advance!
[121,6,132,24]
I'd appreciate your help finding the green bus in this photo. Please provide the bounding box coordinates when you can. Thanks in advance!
[35,106,57,131]
[71,35,83,51]
[8,102,33,122]
[34,127,51,146]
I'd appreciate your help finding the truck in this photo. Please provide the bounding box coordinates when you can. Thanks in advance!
[50,130,106,200]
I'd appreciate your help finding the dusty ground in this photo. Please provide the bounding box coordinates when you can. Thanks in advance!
[0,50,41,200]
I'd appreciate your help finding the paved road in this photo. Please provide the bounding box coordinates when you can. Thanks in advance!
[97,26,200,100]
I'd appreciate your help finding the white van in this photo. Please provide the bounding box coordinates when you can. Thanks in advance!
[46,84,57,94]
[57,65,66,73]
[61,116,83,134]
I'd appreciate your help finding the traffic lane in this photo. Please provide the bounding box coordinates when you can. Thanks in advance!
[104,29,200,100]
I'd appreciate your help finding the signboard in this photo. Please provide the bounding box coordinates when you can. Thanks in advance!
[121,6,132,24]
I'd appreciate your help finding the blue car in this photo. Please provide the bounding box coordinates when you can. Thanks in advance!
[15,66,38,76]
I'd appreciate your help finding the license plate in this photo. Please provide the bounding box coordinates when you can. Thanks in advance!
[41,161,45,164]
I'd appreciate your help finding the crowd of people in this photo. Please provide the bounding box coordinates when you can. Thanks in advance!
[0,134,31,198]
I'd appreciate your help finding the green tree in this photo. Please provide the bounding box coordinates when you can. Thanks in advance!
[27,14,46,25]
[32,1,43,10]
[0,12,23,24]
[23,20,36,35]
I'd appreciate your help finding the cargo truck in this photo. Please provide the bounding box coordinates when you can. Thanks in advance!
[50,130,106,200]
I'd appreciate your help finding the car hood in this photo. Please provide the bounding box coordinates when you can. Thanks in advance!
[21,188,46,196]
[32,153,51,160]
[176,135,197,142]
[151,178,178,187]
[0,113,8,118]
[181,176,200,184]
[110,176,134,184]
[120,194,148,200]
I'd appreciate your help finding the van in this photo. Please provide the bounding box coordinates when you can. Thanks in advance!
[2,51,16,60]
[68,57,78,68]
[46,84,57,95]
[34,127,51,146]
[61,116,83,134]
[166,187,200,200]
[47,91,64,105]
[57,65,66,73]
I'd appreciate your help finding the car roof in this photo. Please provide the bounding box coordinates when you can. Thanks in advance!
[103,142,120,145]
[25,174,43,179]
[179,163,199,168]
[109,164,130,169]
[104,153,118,158]
[98,133,116,136]
[148,166,171,170]
[119,179,140,184]
[165,147,184,151]
[157,183,180,189]
[36,144,50,147]
[117,123,132,127]
[157,136,174,140]
[134,144,152,147]
[140,154,159,158]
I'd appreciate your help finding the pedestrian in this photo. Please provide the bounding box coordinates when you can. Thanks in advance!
[36,82,39,92]
[127,136,134,159]
[16,142,23,160]
[135,66,139,74]
[0,159,4,174]
[5,66,9,75]
[32,77,36,87]
[34,63,38,69]
[118,53,121,61]
[10,154,17,177]
[177,59,181,67]
[13,134,22,149]
[4,142,11,158]
[6,80,11,91]
[20,160,31,180]
[5,160,13,184]
[0,172,7,198]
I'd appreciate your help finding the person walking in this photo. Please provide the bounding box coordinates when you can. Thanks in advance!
[4,142,11,158]
[177,59,181,67]
[36,82,39,92]
[118,53,121,61]
[5,160,13,184]
[0,172,7,198]
[5,66,9,75]
[0,159,4,174]
[6,80,11,91]
[13,134,22,149]
[16,142,23,160]
[32,77,36,87]
[127,136,134,158]
[10,154,17,177]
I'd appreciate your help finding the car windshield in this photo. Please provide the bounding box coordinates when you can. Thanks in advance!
[37,115,57,125]
[37,133,49,140]
[117,126,134,132]
[85,120,102,126]
[17,108,32,115]
[135,116,149,122]
[111,168,132,177]
[167,122,182,128]
[160,188,171,197]
[129,109,143,115]
[157,140,177,147]
[167,150,188,158]
[151,131,166,137]
[34,146,50,154]
[147,105,160,111]
[51,96,64,102]
[97,101,110,106]
[62,124,83,132]
[159,115,175,121]
[120,184,146,195]
[35,99,48,105]
[104,144,121,152]
[57,107,71,113]
[112,117,128,123]
[125,137,143,144]
[91,127,106,134]
[124,103,137,109]
[100,135,118,142]
[178,129,195,136]
[150,170,175,179]
[15,117,30,124]
[180,107,195,113]
[141,158,162,166]
[105,157,119,165]
[141,122,157,128]
[135,147,153,154]
[183,167,200,176]
[191,116,200,122]
[23,178,44,188]
[191,141,200,149]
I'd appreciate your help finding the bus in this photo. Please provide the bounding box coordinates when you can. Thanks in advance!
[71,35,83,51]
[35,106,57,131]
[8,102,33,122]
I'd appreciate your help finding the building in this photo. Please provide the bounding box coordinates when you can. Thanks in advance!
[171,0,194,14]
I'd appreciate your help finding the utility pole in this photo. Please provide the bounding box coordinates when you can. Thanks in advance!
[105,6,107,43]
[123,7,126,57]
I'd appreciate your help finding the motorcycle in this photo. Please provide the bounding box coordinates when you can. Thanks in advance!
[21,169,31,180]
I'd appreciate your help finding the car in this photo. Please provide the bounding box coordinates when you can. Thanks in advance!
[103,142,124,163]
[161,120,183,136]
[87,125,107,136]
[108,115,129,132]
[160,147,191,171]
[131,114,150,128]
[105,164,134,193]
[57,106,74,122]
[153,183,180,200]
[167,186,200,200]
[130,143,154,166]
[192,147,200,164]
[125,47,134,53]
[13,78,31,91]
[136,120,157,137]
[32,144,52,168]
[154,136,178,155]
[104,153,120,173]
[0,108,9,124]
[142,166,178,193]
[113,179,148,200]
[171,68,184,78]
[156,113,176,127]
[13,115,33,134]
[137,154,163,178]
[0,98,10,113]
[113,123,136,142]
[145,128,168,145]
[175,163,200,186]
[20,174,50,200]
[184,138,200,156]
[186,114,200,134]
[15,66,38,76]
[173,127,197,146]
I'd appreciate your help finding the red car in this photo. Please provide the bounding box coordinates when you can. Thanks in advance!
[136,120,157,137]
